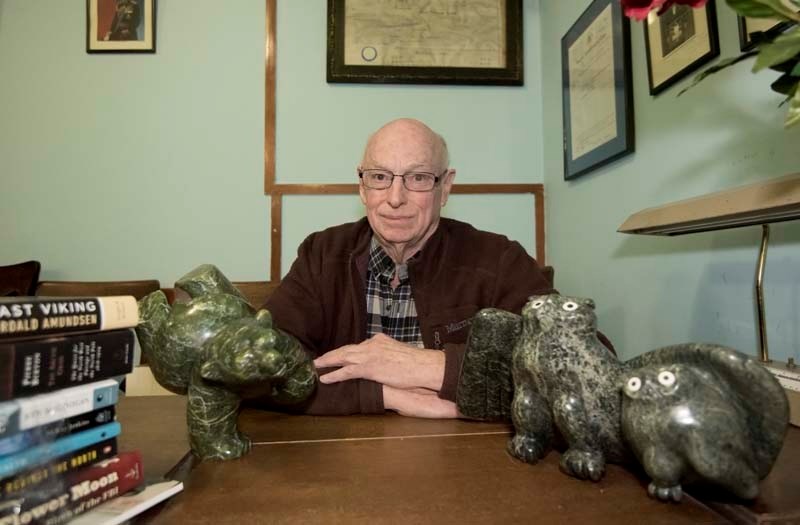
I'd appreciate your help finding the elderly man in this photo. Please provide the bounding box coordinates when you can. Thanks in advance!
[264,118,554,417]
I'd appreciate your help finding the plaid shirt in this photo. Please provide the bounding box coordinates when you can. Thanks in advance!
[365,238,423,347]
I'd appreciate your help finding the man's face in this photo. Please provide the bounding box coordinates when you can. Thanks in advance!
[358,122,454,259]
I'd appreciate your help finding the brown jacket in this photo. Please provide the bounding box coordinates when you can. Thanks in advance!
[264,217,555,415]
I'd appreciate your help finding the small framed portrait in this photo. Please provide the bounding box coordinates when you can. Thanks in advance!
[643,0,719,96]
[87,0,156,53]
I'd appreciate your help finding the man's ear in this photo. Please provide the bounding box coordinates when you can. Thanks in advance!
[441,168,456,206]
[357,167,367,205]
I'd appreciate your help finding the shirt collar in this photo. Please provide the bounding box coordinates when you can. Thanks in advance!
[368,237,415,283]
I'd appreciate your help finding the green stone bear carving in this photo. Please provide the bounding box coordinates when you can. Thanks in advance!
[135,264,317,460]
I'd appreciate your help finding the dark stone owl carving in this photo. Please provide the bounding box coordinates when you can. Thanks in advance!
[508,294,631,481]
[621,344,789,501]
[462,295,790,502]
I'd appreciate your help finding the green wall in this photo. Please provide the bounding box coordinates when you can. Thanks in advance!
[1,0,798,363]
[0,0,545,285]
[540,1,800,362]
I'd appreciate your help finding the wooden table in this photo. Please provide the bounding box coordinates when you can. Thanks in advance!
[116,396,799,524]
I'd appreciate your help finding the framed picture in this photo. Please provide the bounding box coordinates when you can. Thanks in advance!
[326,0,523,85]
[644,1,719,96]
[562,0,634,181]
[738,16,794,52]
[87,0,156,53]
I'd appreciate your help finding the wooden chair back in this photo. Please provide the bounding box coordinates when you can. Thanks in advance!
[0,260,41,297]
[161,281,280,310]
[542,265,555,287]
[35,280,161,300]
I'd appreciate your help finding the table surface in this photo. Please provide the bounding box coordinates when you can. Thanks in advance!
[116,395,799,525]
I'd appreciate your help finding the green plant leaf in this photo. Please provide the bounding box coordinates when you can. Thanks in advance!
[754,28,800,71]
[727,0,800,19]
[785,86,800,127]
[792,61,800,75]
[772,73,800,93]
[678,52,758,95]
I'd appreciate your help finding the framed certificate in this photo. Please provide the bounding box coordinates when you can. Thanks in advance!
[326,0,523,85]
[644,1,719,96]
[562,0,634,180]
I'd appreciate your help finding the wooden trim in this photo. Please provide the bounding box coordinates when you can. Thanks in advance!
[271,183,543,195]
[264,0,276,193]
[267,182,547,278]
[260,0,545,277]
[270,192,282,281]
[534,186,545,264]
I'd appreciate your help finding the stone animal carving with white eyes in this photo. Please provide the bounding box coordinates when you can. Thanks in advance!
[620,344,789,501]
[508,294,631,481]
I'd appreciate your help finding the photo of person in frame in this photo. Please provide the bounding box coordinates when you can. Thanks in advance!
[97,0,144,42]
[659,4,696,57]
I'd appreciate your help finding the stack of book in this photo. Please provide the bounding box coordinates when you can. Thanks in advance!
[0,295,179,525]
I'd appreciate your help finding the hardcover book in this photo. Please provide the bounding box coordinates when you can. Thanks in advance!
[0,422,121,478]
[0,407,115,457]
[1,439,117,498]
[69,479,184,525]
[0,296,138,340]
[0,329,134,400]
[0,379,119,439]
[0,451,144,525]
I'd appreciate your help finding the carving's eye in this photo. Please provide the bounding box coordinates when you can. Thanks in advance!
[530,300,545,309]
[626,377,642,393]
[562,301,578,312]
[658,371,676,387]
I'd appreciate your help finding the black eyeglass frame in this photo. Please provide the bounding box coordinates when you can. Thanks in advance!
[358,168,448,192]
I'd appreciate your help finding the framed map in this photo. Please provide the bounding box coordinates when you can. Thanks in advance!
[326,0,523,85]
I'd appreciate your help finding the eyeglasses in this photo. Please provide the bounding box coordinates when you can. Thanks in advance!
[358,169,446,192]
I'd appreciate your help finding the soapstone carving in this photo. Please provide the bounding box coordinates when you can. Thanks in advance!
[136,264,316,460]
[462,294,789,501]
[621,343,788,501]
[508,295,631,481]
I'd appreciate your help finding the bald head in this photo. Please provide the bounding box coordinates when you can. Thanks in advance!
[357,118,456,263]
[361,118,449,173]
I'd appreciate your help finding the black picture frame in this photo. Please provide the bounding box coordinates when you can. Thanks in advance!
[644,1,719,96]
[738,16,794,52]
[326,0,523,85]
[87,0,156,54]
[562,0,634,181]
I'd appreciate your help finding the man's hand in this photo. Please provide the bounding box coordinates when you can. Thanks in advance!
[383,385,458,418]
[313,333,445,391]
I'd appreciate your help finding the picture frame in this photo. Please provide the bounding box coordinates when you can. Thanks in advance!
[562,0,634,181]
[87,0,156,54]
[326,0,523,85]
[738,16,794,52]
[643,1,719,96]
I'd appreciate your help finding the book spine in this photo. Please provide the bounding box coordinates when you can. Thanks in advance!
[0,407,115,458]
[0,297,139,340]
[1,439,117,498]
[0,379,119,438]
[0,330,134,401]
[0,422,121,479]
[0,451,143,525]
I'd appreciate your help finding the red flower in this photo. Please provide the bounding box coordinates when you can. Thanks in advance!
[621,0,708,20]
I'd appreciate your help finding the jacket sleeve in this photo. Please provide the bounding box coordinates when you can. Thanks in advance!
[264,234,383,415]
[438,241,555,403]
